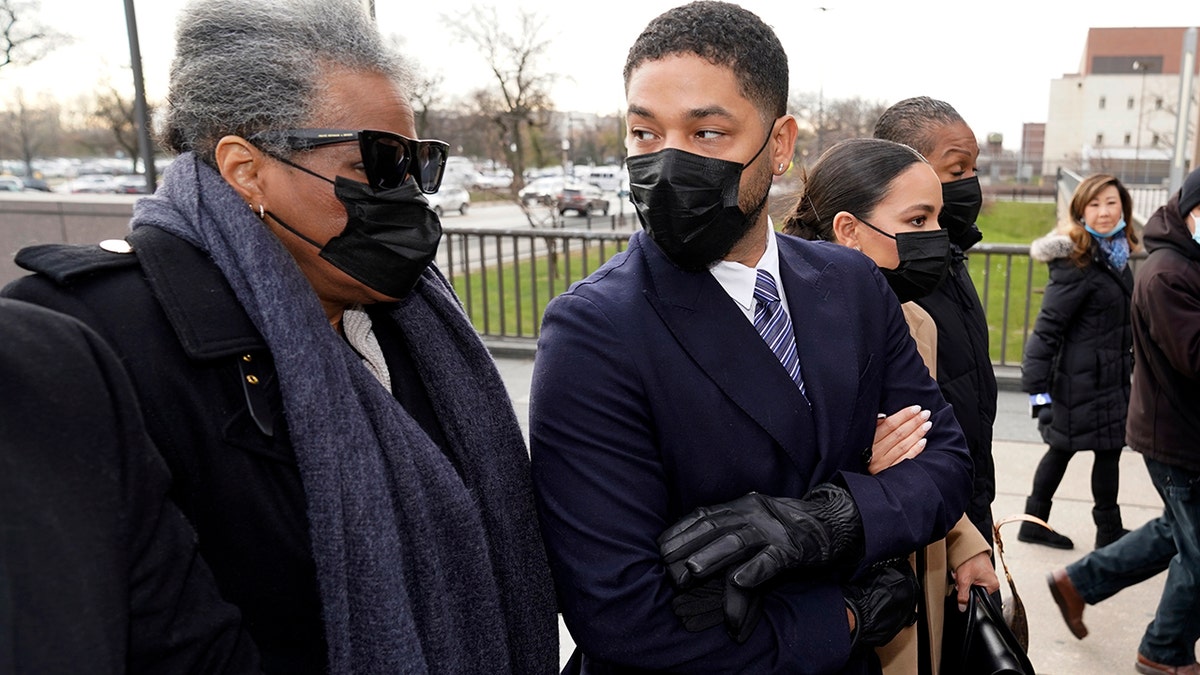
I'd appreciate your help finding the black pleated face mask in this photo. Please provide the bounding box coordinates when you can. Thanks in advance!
[940,176,983,251]
[268,177,442,299]
[626,131,771,271]
[856,215,952,303]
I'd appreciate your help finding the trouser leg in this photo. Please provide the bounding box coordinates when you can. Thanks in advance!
[1138,458,1200,667]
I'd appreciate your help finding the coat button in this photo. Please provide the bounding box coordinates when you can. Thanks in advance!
[99,239,134,253]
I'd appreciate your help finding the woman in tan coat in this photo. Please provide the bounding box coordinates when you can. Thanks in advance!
[784,137,999,674]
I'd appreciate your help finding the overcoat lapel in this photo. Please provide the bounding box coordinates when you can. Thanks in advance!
[637,233,818,477]
[776,235,862,469]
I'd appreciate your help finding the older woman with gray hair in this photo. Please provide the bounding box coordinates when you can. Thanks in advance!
[1,0,558,673]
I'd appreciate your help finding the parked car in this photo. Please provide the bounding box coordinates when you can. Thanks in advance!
[557,183,610,217]
[0,176,24,192]
[113,174,154,194]
[474,169,513,190]
[518,177,564,206]
[21,176,52,192]
[426,184,470,216]
[69,175,118,193]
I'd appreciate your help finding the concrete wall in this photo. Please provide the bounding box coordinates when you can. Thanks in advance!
[0,192,137,287]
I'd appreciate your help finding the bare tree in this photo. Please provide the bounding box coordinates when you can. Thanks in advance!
[789,92,890,168]
[0,88,58,176]
[0,0,65,70]
[90,84,149,173]
[410,71,445,139]
[446,4,557,195]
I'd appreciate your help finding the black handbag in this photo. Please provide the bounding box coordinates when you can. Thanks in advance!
[941,516,1037,675]
[941,585,1035,675]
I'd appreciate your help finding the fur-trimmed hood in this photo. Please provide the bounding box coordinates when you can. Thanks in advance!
[1030,232,1075,263]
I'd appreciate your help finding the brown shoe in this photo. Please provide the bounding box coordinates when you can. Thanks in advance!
[1134,653,1200,674]
[1046,568,1087,639]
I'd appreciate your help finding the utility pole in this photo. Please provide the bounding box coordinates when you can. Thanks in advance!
[123,0,156,193]
[1169,27,1197,193]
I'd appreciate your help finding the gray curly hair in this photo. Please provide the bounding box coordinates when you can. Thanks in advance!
[160,0,413,165]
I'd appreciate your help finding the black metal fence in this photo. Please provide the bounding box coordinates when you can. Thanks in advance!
[439,225,633,340]
[439,223,1133,367]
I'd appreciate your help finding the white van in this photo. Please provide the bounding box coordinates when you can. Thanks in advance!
[577,165,625,193]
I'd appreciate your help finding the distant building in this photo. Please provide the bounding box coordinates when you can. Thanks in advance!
[1043,27,1199,186]
[1019,123,1045,184]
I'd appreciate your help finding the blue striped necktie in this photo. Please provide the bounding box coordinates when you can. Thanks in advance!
[753,269,806,396]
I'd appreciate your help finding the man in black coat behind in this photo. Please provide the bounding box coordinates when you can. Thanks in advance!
[875,97,998,546]
[0,298,260,674]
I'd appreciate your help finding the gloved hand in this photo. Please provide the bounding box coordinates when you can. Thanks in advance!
[843,558,920,650]
[668,573,766,644]
[669,576,724,633]
[658,484,865,591]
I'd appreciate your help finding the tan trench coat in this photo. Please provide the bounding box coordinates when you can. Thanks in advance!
[876,303,992,675]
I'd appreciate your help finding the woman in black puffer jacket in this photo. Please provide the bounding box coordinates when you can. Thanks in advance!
[1018,173,1136,550]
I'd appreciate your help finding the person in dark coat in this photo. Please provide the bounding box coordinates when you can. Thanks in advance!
[1,1,557,673]
[1045,167,1200,675]
[874,97,999,548]
[530,4,971,672]
[0,297,260,674]
[1018,173,1136,550]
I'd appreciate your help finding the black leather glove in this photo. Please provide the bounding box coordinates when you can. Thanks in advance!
[670,576,725,633]
[843,558,919,650]
[669,572,768,644]
[658,484,865,591]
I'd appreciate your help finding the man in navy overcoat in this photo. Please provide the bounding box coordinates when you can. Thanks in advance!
[529,3,973,673]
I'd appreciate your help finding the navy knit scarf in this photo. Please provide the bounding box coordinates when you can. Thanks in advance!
[131,154,557,674]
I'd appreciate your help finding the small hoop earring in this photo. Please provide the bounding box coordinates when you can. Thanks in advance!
[258,204,265,220]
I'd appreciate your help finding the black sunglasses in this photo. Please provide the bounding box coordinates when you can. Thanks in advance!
[250,128,449,194]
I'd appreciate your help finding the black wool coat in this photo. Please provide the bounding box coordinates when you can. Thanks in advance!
[0,298,260,674]
[1021,232,1133,451]
[2,229,328,675]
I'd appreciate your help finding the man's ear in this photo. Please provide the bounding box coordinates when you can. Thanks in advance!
[832,211,860,249]
[771,115,800,175]
[214,135,266,207]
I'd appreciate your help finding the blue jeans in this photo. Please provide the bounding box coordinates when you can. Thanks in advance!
[1066,456,1200,666]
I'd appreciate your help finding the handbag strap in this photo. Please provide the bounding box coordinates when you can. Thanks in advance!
[992,514,1057,650]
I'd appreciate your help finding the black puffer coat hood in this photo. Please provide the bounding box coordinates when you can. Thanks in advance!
[1021,229,1133,451]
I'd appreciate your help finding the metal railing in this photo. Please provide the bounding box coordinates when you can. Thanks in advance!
[440,225,633,340]
[440,223,1133,368]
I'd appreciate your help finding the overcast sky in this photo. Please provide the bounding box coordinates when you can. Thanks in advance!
[3,0,1196,150]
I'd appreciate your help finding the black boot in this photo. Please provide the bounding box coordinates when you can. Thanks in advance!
[1017,497,1075,549]
[1093,506,1130,548]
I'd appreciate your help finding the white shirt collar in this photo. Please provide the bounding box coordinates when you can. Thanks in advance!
[709,222,786,321]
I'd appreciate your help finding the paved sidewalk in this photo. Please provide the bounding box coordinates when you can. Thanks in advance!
[493,354,1170,674]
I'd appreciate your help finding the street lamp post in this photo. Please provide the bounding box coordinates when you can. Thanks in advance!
[1133,60,1148,183]
[1168,28,1197,193]
[123,0,155,193]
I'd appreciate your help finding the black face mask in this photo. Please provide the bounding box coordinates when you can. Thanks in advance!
[940,176,983,251]
[626,132,772,271]
[856,216,952,303]
[267,176,442,299]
